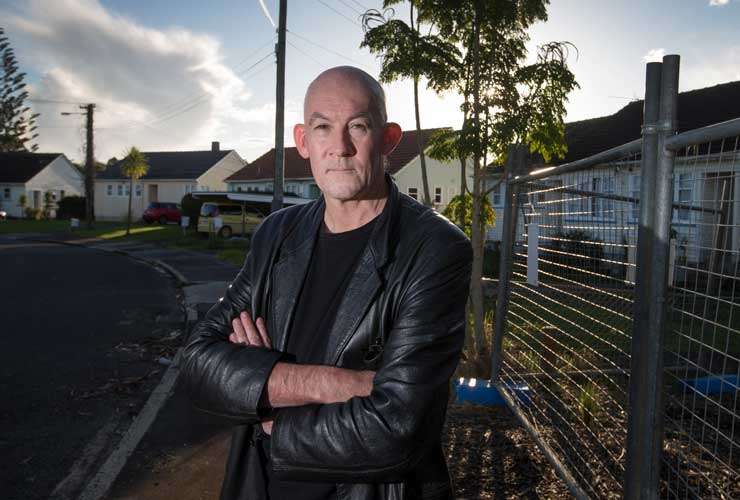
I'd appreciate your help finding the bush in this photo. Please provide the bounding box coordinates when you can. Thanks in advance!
[180,193,203,228]
[546,229,604,275]
[24,207,43,220]
[56,195,86,220]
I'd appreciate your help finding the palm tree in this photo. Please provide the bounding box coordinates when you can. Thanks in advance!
[120,147,149,236]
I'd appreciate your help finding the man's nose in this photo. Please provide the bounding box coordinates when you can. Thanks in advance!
[330,128,356,157]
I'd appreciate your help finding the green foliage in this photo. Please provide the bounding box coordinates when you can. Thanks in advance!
[120,146,149,180]
[0,27,39,152]
[24,206,43,220]
[180,193,203,228]
[43,191,55,218]
[442,193,495,239]
[56,195,86,219]
[18,193,27,210]
[577,381,600,429]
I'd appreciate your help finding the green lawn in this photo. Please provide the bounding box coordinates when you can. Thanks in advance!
[0,218,250,265]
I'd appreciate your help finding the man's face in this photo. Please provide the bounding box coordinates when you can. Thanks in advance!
[295,75,392,202]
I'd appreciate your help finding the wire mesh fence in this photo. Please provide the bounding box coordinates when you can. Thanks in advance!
[661,136,740,499]
[498,153,640,499]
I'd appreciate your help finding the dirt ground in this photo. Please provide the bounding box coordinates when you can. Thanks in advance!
[443,404,572,499]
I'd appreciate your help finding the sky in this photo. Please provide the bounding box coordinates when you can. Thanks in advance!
[1,0,739,164]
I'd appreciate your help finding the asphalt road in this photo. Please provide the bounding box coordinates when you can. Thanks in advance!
[0,238,181,500]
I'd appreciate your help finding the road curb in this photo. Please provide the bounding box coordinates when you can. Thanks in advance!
[77,349,185,500]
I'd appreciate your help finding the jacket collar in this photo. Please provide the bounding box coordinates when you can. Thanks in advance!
[278,172,399,271]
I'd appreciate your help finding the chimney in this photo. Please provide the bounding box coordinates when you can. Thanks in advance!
[211,141,220,152]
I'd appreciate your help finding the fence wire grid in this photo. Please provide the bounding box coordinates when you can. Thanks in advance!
[495,132,740,498]
[499,152,641,499]
[662,136,740,499]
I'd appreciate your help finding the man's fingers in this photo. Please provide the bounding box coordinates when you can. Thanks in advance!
[240,311,263,346]
[231,317,249,344]
[255,317,272,349]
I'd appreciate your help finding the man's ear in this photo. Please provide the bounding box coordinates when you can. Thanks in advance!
[294,124,310,159]
[381,122,403,156]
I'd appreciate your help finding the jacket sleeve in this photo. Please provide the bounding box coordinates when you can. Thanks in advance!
[180,245,283,423]
[269,235,472,482]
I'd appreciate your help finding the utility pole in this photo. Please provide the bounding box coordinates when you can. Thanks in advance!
[271,0,287,213]
[84,104,95,228]
[62,103,96,228]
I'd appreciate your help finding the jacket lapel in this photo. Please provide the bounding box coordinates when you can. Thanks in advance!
[269,201,323,352]
[324,248,383,365]
[324,175,400,365]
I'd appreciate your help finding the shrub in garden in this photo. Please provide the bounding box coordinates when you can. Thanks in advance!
[180,193,203,228]
[56,195,86,219]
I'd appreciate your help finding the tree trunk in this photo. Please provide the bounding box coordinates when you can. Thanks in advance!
[469,2,486,372]
[410,3,431,207]
[126,177,133,236]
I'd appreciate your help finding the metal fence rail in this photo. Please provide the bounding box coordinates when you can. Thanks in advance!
[491,54,740,499]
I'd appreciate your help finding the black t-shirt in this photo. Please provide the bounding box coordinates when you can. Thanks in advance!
[258,216,377,500]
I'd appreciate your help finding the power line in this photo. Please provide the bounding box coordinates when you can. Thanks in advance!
[148,51,274,126]
[287,29,367,67]
[347,0,369,12]
[286,39,324,67]
[150,38,276,119]
[337,0,362,16]
[29,98,88,105]
[315,0,362,28]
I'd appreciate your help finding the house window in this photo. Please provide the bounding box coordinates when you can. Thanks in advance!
[124,184,130,196]
[3,188,10,200]
[185,184,192,194]
[117,184,123,196]
[434,187,442,204]
[107,184,113,196]
[629,175,640,220]
[492,183,502,206]
[591,177,614,218]
[237,186,243,192]
[408,187,418,200]
[677,173,693,221]
[135,184,142,197]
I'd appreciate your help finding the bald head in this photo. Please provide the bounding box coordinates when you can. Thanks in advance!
[304,66,387,125]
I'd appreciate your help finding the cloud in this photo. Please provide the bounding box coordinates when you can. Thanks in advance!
[643,48,666,63]
[6,0,276,162]
[709,0,730,6]
[681,46,740,90]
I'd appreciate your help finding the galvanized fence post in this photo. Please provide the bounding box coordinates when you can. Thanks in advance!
[625,55,680,499]
[490,144,527,381]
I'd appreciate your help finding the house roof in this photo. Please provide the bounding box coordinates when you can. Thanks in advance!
[559,80,740,164]
[0,152,64,183]
[96,150,232,180]
[225,128,445,182]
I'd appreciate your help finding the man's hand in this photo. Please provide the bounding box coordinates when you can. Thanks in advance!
[227,311,376,436]
[229,311,272,349]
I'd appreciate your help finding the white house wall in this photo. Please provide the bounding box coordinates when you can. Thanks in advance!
[392,155,474,212]
[95,179,196,220]
[197,151,244,192]
[0,156,83,218]
[0,184,27,218]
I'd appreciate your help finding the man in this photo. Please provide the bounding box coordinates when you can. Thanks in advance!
[182,66,472,500]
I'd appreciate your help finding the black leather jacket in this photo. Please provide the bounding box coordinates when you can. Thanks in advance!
[181,177,472,500]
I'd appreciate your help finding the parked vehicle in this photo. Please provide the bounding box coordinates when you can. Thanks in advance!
[197,202,265,238]
[143,202,181,224]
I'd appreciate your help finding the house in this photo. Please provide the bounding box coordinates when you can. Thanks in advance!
[94,142,244,221]
[225,128,474,211]
[484,80,740,271]
[0,152,84,218]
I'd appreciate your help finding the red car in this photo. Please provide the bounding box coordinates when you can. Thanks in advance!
[142,202,181,224]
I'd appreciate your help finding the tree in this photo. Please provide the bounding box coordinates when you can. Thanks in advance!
[43,190,55,219]
[361,2,452,207]
[367,1,578,372]
[0,27,39,152]
[120,147,149,236]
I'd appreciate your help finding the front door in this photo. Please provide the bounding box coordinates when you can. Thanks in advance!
[148,184,158,203]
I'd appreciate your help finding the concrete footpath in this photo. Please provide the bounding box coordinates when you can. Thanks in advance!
[14,232,241,499]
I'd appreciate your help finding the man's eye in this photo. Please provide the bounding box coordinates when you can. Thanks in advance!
[314,124,329,130]
[351,123,368,132]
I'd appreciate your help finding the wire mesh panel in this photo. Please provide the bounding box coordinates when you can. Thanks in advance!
[662,135,740,499]
[498,153,641,499]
